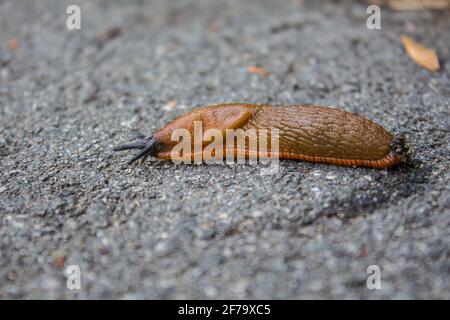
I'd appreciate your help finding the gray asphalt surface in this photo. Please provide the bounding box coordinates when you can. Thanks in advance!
[0,0,449,299]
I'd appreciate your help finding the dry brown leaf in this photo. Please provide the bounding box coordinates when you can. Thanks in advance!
[96,27,122,42]
[401,35,440,72]
[208,22,219,33]
[387,0,450,10]
[54,256,65,270]
[8,38,19,50]
[247,66,271,77]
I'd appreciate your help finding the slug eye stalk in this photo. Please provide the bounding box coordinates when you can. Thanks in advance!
[113,137,161,165]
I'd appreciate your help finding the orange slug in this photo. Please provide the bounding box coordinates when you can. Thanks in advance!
[114,103,409,168]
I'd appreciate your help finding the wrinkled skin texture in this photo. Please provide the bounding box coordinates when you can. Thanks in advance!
[245,105,392,160]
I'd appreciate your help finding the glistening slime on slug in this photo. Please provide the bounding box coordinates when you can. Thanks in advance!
[114,103,409,168]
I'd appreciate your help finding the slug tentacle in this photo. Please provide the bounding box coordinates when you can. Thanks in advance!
[113,140,147,151]
[113,137,162,165]
[113,104,409,168]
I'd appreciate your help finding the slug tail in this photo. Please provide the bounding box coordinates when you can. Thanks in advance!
[390,133,410,164]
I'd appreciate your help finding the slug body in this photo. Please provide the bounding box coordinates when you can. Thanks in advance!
[114,104,408,168]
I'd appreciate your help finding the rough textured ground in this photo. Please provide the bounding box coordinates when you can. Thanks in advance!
[0,0,449,299]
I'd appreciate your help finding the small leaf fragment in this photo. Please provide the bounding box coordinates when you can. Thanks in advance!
[54,256,65,270]
[386,0,450,11]
[96,27,122,42]
[400,35,440,72]
[247,66,271,77]
[9,38,19,50]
